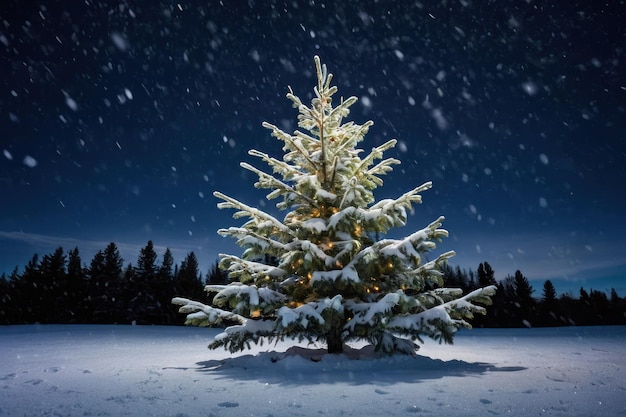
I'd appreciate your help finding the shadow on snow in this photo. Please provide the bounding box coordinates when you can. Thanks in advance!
[189,345,526,386]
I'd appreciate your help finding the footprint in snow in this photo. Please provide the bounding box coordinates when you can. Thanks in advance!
[217,402,239,408]
[25,379,44,385]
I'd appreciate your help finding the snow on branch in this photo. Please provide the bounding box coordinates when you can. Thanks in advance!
[369,181,432,217]
[356,139,400,187]
[261,122,319,158]
[240,162,317,207]
[210,319,277,353]
[408,250,456,282]
[217,227,291,260]
[247,149,306,182]
[218,254,286,283]
[213,191,293,235]
[311,264,360,285]
[344,292,401,332]
[327,182,434,234]
[211,283,287,310]
[388,285,497,343]
[277,295,343,329]
[172,297,246,327]
[378,216,449,264]
[298,239,332,267]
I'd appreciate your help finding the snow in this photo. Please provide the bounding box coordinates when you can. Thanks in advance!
[1,325,625,416]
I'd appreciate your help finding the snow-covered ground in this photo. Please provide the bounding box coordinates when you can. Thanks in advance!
[0,325,624,417]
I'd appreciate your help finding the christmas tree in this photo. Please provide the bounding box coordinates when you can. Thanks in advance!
[172,56,496,355]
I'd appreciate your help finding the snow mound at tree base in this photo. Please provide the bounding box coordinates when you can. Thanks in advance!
[197,343,508,385]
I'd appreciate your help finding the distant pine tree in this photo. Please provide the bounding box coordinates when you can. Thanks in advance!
[130,241,162,324]
[513,270,535,327]
[542,280,557,302]
[172,252,205,324]
[86,243,125,323]
[477,262,497,287]
[38,247,67,322]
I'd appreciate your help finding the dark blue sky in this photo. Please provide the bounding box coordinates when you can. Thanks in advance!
[2,0,625,296]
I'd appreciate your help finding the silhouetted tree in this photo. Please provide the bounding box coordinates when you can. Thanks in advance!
[536,280,561,326]
[473,263,500,327]
[542,280,557,302]
[609,289,626,325]
[2,267,21,323]
[584,289,611,325]
[206,259,228,285]
[129,241,164,324]
[85,243,125,323]
[175,252,205,304]
[59,247,84,322]
[156,248,176,323]
[0,272,11,324]
[512,270,535,327]
[31,248,66,323]
[477,262,497,287]
[159,249,175,281]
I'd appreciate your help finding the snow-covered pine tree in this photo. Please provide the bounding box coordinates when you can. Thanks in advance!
[172,56,496,355]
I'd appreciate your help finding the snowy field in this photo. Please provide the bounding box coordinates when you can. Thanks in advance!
[0,325,625,417]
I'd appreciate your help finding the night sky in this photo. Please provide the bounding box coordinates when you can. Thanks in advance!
[2,1,625,296]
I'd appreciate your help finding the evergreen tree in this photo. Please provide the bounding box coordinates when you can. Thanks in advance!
[586,289,611,325]
[477,262,497,287]
[537,280,560,327]
[513,270,534,300]
[175,252,205,301]
[173,57,495,355]
[206,259,228,285]
[19,254,41,323]
[157,248,177,323]
[102,242,125,322]
[121,261,136,321]
[159,248,175,281]
[60,247,84,322]
[8,267,26,323]
[130,240,164,324]
[0,272,12,324]
[513,270,535,327]
[136,240,158,278]
[542,280,557,302]
[609,289,625,325]
[35,248,67,323]
[86,243,125,323]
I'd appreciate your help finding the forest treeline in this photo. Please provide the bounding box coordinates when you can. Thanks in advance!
[0,241,227,325]
[1,242,625,327]
[441,262,626,328]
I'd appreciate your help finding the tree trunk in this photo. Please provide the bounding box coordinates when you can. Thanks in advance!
[326,327,344,354]
[326,313,345,354]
